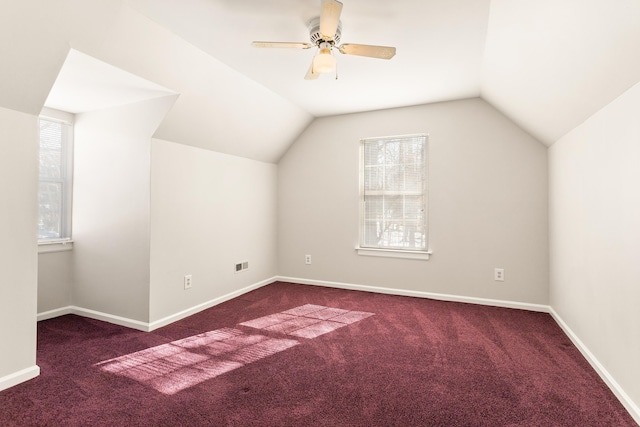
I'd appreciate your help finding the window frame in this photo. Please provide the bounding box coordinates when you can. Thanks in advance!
[38,108,74,251]
[357,133,431,260]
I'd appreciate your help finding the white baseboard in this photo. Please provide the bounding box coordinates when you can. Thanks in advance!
[276,276,550,313]
[549,307,640,425]
[72,307,151,331]
[36,276,278,332]
[37,305,149,331]
[37,306,74,321]
[38,305,150,331]
[0,365,40,392]
[147,276,276,331]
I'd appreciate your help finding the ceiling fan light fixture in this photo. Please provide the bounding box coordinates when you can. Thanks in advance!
[313,46,335,74]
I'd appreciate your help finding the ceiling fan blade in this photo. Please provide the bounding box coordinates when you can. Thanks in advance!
[319,0,343,40]
[304,60,320,80]
[338,43,396,60]
[251,41,313,49]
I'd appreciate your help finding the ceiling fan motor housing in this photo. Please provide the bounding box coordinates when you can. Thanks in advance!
[307,17,341,45]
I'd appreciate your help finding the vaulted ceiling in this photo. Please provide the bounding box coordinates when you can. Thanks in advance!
[1,0,639,163]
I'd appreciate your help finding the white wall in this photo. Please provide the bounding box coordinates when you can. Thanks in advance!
[549,81,640,412]
[37,251,72,314]
[72,96,175,322]
[278,98,549,305]
[149,139,278,323]
[0,107,39,389]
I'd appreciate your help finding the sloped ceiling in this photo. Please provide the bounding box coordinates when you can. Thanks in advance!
[1,0,640,162]
[481,0,640,145]
[128,0,491,117]
[0,0,121,115]
[45,49,177,114]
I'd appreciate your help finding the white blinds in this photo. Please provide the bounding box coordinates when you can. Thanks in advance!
[360,134,427,250]
[38,117,71,240]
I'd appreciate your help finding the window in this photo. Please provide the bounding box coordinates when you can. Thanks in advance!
[38,111,73,243]
[358,134,429,260]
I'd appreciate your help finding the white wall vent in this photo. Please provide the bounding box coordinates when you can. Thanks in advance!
[235,261,249,273]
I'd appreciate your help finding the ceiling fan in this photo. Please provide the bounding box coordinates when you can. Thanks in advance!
[251,0,396,80]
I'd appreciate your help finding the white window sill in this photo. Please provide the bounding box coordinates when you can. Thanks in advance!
[356,247,431,260]
[38,239,73,253]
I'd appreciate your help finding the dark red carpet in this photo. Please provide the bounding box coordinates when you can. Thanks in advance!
[1,281,636,426]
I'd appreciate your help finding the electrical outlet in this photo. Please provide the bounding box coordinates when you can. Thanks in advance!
[305,254,312,265]
[184,274,193,289]
[494,268,505,282]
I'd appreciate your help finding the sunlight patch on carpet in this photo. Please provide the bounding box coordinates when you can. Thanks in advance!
[97,328,298,395]
[97,304,373,395]
[240,304,374,338]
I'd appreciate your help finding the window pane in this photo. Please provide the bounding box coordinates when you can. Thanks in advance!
[363,196,382,246]
[38,115,72,241]
[38,182,63,239]
[360,134,427,251]
[364,165,382,191]
[39,120,64,180]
